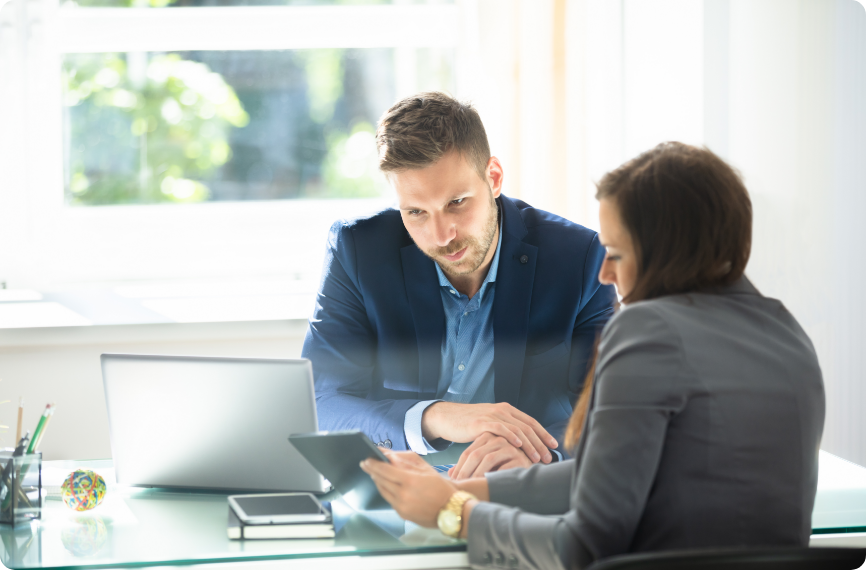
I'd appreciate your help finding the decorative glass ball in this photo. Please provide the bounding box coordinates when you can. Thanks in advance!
[60,470,107,512]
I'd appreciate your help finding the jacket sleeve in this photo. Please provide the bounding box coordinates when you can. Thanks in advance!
[485,460,574,515]
[301,221,420,450]
[550,233,616,450]
[466,304,692,569]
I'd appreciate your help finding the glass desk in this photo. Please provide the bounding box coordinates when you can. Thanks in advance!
[2,451,866,570]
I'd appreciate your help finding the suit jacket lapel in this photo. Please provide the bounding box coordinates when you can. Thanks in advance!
[494,197,537,406]
[401,243,444,399]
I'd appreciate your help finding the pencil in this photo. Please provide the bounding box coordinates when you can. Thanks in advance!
[15,398,23,443]
[26,404,51,454]
[32,405,54,452]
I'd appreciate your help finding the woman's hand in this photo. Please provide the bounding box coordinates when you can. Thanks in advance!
[361,453,457,528]
[384,450,438,474]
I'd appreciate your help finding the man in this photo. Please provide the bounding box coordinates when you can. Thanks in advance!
[302,92,615,478]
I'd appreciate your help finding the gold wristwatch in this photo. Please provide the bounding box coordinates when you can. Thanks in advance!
[437,491,476,538]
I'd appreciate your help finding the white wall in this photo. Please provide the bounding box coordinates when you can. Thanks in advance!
[568,0,866,465]
[827,0,866,471]
[722,0,866,465]
[0,321,307,460]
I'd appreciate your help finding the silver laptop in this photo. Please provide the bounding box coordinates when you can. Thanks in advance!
[101,354,327,493]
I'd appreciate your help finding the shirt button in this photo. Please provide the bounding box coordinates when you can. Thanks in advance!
[458,364,465,371]
[383,439,392,449]
[519,255,529,264]
[450,289,457,295]
[463,312,468,316]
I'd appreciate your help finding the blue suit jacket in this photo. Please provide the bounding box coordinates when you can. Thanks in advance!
[302,195,616,451]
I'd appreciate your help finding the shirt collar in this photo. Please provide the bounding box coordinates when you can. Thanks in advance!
[435,210,503,299]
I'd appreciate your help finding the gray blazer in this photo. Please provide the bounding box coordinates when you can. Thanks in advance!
[466,277,825,570]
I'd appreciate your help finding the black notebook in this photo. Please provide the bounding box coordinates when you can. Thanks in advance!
[227,507,335,540]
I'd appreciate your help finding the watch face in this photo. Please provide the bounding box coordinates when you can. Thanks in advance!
[437,509,460,536]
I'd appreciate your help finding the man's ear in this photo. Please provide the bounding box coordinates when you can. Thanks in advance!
[486,156,504,198]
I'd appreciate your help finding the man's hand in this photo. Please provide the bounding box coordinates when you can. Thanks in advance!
[421,401,557,463]
[448,432,534,480]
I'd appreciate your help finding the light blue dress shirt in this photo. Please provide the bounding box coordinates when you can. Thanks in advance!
[403,220,503,454]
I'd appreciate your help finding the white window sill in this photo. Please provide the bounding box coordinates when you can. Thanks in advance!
[0,317,309,348]
[0,280,315,344]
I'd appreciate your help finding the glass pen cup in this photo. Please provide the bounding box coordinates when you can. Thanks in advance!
[0,450,42,526]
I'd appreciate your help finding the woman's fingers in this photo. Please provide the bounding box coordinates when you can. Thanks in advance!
[386,450,437,473]
[361,458,405,485]
[372,475,402,507]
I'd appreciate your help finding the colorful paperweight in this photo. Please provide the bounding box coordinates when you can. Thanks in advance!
[60,470,106,512]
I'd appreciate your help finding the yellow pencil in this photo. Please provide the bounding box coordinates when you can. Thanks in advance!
[15,398,23,443]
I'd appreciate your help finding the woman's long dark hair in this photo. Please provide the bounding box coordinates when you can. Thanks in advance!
[564,142,753,451]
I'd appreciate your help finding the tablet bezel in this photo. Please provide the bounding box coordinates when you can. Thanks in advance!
[288,431,391,511]
[228,492,330,525]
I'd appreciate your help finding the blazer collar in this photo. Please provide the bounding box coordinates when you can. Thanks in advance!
[500,193,529,241]
[701,275,761,297]
[400,241,444,399]
[492,195,537,406]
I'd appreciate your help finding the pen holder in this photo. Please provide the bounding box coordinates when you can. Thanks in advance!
[0,450,42,526]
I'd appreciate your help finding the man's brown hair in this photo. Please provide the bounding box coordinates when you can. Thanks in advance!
[376,91,491,179]
[564,142,753,451]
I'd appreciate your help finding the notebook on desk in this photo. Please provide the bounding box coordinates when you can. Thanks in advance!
[227,508,335,540]
[101,354,328,493]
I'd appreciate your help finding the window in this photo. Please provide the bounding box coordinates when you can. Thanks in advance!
[63,47,455,205]
[0,0,462,291]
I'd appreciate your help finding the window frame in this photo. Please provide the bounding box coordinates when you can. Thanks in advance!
[0,1,469,288]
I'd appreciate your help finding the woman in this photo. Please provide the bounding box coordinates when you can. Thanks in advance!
[361,142,825,569]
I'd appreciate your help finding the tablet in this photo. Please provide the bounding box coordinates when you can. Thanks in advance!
[288,431,391,511]
[228,493,330,525]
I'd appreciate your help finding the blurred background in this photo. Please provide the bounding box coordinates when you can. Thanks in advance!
[0,0,864,466]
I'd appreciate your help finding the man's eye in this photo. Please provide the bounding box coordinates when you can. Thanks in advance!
[408,210,423,216]
[451,198,464,205]
[606,255,621,262]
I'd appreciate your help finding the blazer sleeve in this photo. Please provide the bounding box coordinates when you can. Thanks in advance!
[466,304,693,570]
[301,221,421,449]
[548,233,617,449]
[485,460,574,515]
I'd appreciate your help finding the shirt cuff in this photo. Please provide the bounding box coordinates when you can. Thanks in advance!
[404,400,443,455]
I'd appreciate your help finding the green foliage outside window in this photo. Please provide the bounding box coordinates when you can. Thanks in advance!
[58,0,450,206]
[63,53,250,205]
[62,48,389,205]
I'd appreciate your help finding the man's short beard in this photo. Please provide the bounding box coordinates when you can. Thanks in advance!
[426,190,499,277]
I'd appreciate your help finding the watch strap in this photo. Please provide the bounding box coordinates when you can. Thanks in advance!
[440,491,476,538]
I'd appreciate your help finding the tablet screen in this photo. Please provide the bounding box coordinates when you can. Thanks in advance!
[233,494,323,517]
